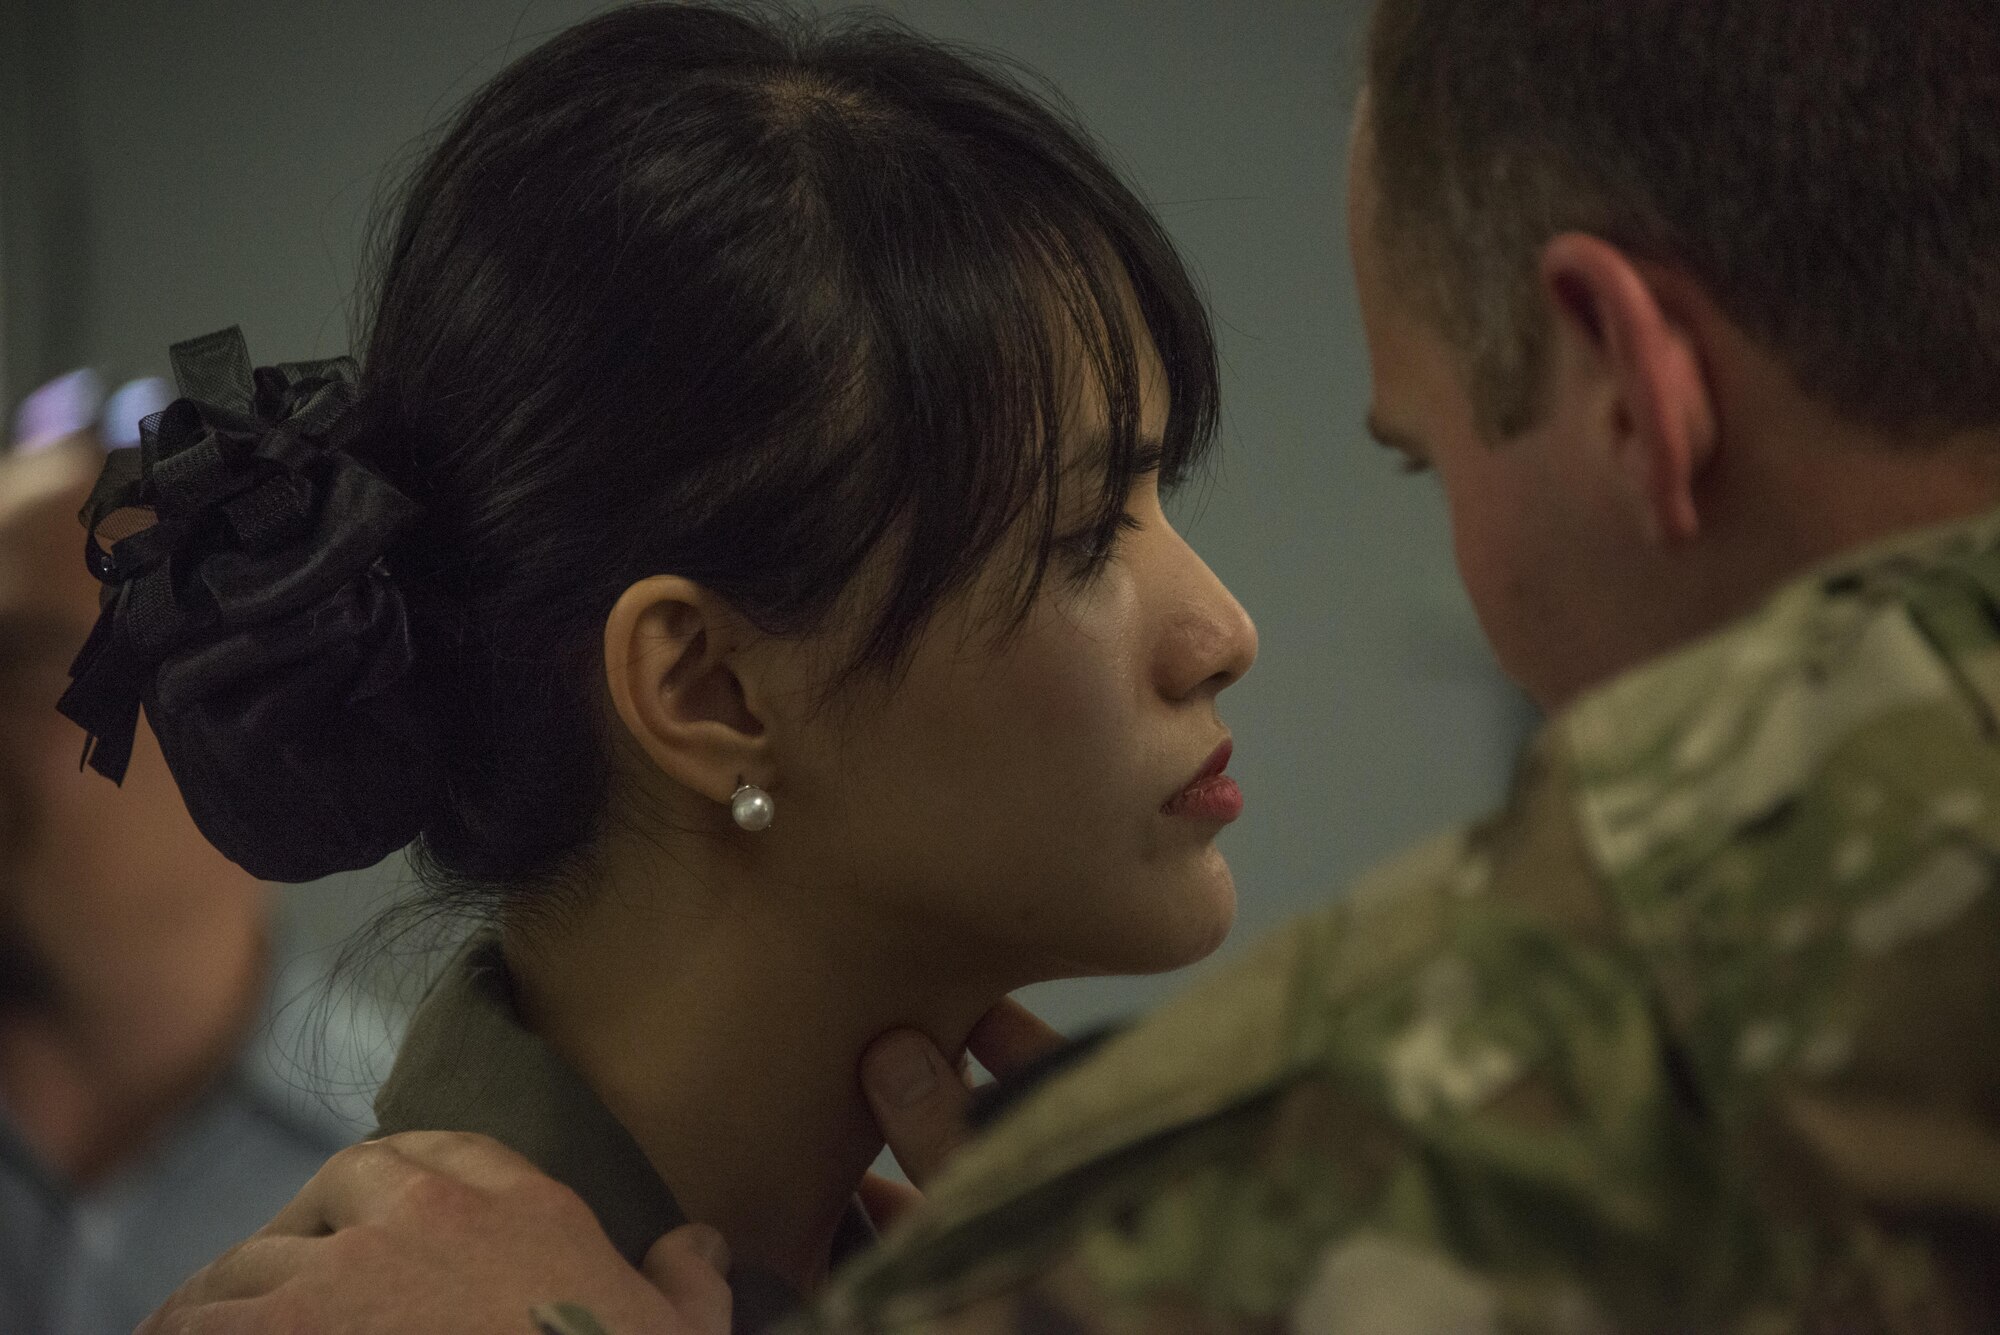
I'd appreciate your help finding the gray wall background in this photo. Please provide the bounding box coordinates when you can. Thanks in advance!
[2,0,1527,1034]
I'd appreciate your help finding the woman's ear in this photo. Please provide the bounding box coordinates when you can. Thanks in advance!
[1538,232,1718,546]
[602,576,772,805]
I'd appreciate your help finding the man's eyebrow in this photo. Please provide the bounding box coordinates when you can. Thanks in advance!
[1364,413,1425,456]
[1364,414,1405,448]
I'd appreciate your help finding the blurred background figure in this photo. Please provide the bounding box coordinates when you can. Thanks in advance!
[0,374,402,1334]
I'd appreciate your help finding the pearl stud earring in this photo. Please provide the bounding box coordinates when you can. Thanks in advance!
[730,781,775,832]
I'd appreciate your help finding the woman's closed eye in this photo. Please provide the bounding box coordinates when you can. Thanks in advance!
[1057,509,1143,581]
[1056,443,1166,582]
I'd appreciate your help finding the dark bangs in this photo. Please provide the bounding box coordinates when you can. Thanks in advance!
[714,20,1223,674]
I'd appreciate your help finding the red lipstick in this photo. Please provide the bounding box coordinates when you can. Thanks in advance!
[1163,740,1242,823]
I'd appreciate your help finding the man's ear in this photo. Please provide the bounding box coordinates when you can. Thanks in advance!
[1539,233,1717,545]
[602,576,773,808]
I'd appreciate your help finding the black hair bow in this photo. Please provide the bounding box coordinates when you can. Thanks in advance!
[56,326,439,881]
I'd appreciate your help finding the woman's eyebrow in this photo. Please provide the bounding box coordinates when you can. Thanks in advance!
[1067,428,1168,480]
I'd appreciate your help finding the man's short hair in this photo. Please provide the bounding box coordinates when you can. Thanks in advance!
[1366,0,2000,439]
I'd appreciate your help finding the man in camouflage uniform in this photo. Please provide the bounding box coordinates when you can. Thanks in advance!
[809,508,2000,1332]
[144,0,2000,1331]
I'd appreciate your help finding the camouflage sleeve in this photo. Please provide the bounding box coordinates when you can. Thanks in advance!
[815,775,1698,1334]
[806,525,2000,1335]
[997,756,1705,1335]
[532,1301,616,1335]
[827,773,1991,1333]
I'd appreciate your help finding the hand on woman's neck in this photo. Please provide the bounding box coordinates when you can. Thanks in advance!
[504,824,1024,1295]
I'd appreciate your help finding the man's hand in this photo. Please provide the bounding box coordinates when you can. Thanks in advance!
[858,998,1064,1228]
[143,997,1062,1331]
[140,1131,730,1335]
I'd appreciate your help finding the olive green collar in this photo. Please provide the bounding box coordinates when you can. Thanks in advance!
[374,934,874,1331]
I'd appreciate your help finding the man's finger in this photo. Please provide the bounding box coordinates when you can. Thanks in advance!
[641,1224,732,1335]
[965,998,1064,1080]
[136,1238,321,1335]
[156,1234,323,1305]
[258,1140,420,1237]
[862,1029,974,1188]
[259,1132,540,1237]
[857,1171,926,1233]
[360,1130,545,1193]
[138,1295,265,1335]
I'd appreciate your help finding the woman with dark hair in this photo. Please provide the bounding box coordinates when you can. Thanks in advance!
[58,1,1254,1319]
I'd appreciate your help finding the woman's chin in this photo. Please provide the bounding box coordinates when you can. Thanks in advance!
[1088,860,1238,977]
[1164,873,1238,971]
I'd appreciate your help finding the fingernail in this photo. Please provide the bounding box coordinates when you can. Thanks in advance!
[865,1031,939,1108]
[12,369,104,454]
[102,377,171,448]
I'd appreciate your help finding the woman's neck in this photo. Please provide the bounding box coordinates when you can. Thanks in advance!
[504,849,1016,1294]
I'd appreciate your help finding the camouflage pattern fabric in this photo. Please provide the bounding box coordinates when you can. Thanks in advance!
[800,507,2000,1334]
[536,1302,616,1335]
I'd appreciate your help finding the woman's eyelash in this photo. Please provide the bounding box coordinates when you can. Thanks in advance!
[1064,510,1141,544]
[1398,455,1433,475]
[1099,511,1144,547]
[1058,511,1142,573]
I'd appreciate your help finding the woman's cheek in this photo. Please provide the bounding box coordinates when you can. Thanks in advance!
[1022,577,1145,731]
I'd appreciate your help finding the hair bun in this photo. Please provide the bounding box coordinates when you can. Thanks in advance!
[57,326,440,882]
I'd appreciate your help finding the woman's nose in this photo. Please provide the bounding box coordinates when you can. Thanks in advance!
[1158,549,1257,703]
